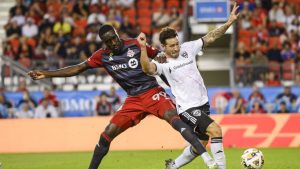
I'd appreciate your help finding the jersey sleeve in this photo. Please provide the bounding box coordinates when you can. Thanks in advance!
[184,38,204,57]
[151,60,163,75]
[146,45,160,59]
[85,50,103,68]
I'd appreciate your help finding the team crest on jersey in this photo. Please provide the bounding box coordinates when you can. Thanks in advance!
[127,48,135,57]
[128,58,138,68]
[109,53,114,61]
[192,109,201,116]
[181,51,188,58]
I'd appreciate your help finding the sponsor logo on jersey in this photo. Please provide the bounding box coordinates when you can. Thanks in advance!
[173,60,193,70]
[192,109,202,117]
[127,48,135,57]
[128,58,138,68]
[111,64,128,70]
[181,51,188,58]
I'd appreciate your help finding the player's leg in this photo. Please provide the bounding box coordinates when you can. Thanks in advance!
[206,122,226,169]
[144,88,216,168]
[88,123,124,169]
[170,135,209,168]
[89,97,147,169]
[192,103,226,169]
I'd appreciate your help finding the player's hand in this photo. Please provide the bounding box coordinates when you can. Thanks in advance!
[154,52,167,63]
[137,32,147,48]
[27,70,46,80]
[228,2,240,24]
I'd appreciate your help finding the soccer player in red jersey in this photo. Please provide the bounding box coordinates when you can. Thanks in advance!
[28,24,214,169]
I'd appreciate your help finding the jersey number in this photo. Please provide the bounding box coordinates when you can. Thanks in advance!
[152,91,169,101]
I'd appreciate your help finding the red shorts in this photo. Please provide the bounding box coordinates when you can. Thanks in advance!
[110,87,175,130]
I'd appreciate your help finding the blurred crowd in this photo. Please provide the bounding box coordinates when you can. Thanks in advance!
[0,85,121,119]
[235,0,300,86]
[2,0,184,76]
[215,85,300,114]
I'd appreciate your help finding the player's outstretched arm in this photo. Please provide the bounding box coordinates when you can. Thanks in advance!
[202,2,239,48]
[137,33,157,75]
[27,62,89,80]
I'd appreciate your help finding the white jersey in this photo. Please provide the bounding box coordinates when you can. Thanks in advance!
[153,39,208,114]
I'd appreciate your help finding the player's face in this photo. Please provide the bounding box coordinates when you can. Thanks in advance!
[101,30,122,54]
[163,37,180,58]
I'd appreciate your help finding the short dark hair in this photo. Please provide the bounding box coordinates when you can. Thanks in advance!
[98,24,115,38]
[159,27,178,45]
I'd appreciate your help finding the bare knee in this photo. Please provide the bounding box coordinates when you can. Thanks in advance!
[163,109,178,122]
[206,122,222,137]
[103,123,123,139]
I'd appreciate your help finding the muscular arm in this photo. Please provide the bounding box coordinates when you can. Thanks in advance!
[28,62,89,80]
[140,46,157,75]
[202,2,239,48]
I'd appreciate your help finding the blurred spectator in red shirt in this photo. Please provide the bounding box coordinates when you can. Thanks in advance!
[39,88,59,107]
[250,101,267,114]
[265,72,281,86]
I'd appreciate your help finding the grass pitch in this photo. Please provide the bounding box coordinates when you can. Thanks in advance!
[0,148,299,169]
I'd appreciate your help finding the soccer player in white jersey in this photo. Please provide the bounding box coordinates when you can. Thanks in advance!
[138,3,240,169]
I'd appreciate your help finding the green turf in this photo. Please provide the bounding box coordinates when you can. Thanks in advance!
[0,148,299,169]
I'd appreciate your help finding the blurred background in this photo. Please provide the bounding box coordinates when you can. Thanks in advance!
[0,0,299,118]
[0,2,300,167]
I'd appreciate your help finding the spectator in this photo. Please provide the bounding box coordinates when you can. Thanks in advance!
[4,20,21,40]
[0,95,9,118]
[249,101,267,114]
[265,72,281,87]
[267,41,282,62]
[39,88,59,108]
[281,42,296,62]
[94,92,113,116]
[16,78,28,92]
[53,16,72,35]
[251,49,268,81]
[276,86,297,106]
[107,86,121,113]
[9,0,27,17]
[0,94,13,118]
[228,90,246,114]
[268,2,285,23]
[152,6,171,28]
[35,99,59,118]
[87,7,106,26]
[72,0,89,19]
[120,16,138,38]
[16,91,37,108]
[15,101,34,119]
[22,18,38,38]
[277,101,289,113]
[10,7,26,26]
[248,86,265,103]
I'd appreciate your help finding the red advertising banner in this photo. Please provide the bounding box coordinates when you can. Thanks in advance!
[0,114,299,153]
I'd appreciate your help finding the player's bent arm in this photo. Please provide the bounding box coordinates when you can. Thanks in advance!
[202,2,239,48]
[28,62,89,80]
[140,46,157,75]
[202,22,232,48]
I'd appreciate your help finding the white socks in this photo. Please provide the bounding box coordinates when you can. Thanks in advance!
[211,137,226,169]
[173,138,226,169]
[174,145,197,167]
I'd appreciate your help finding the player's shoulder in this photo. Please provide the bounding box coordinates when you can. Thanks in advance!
[123,38,139,46]
[92,48,110,57]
